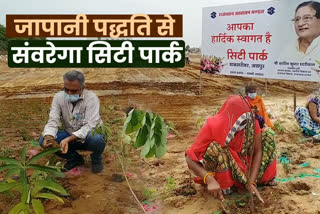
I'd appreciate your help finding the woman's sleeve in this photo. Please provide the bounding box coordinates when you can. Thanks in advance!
[254,119,262,135]
[185,118,215,162]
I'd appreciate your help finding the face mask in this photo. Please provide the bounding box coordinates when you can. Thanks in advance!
[65,92,80,102]
[248,93,257,99]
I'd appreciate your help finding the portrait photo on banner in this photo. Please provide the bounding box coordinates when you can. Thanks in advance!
[279,0,320,65]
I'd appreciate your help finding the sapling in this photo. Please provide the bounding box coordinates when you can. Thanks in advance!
[0,146,68,214]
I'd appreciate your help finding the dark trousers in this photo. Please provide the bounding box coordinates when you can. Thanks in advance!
[39,130,106,164]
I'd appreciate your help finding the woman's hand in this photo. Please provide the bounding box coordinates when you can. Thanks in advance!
[185,156,224,201]
[246,183,264,204]
[207,176,224,201]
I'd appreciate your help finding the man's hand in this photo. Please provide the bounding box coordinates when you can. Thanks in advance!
[42,135,55,148]
[207,176,225,201]
[60,138,70,154]
[60,135,78,154]
[246,183,264,204]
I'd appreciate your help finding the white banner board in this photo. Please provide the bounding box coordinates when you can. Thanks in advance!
[201,0,320,82]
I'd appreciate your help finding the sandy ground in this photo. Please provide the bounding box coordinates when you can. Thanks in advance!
[0,54,320,213]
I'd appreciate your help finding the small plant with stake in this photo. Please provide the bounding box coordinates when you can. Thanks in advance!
[279,151,292,174]
[142,188,157,201]
[0,146,68,214]
[162,176,177,199]
[123,109,169,213]
[91,108,170,214]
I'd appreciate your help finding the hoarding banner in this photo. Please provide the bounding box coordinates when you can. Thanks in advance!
[202,0,320,82]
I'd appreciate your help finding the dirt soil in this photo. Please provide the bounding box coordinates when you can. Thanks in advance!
[1,54,320,214]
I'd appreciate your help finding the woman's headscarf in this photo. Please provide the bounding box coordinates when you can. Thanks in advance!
[186,95,260,163]
[245,95,274,129]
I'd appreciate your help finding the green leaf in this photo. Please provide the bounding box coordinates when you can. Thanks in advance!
[20,170,29,203]
[0,157,21,166]
[31,199,44,214]
[155,143,166,158]
[34,193,64,204]
[93,123,111,137]
[140,113,146,127]
[166,121,176,131]
[124,109,145,134]
[140,137,155,158]
[154,116,167,146]
[145,145,156,158]
[126,110,168,158]
[153,116,167,158]
[134,125,148,148]
[145,112,154,128]
[21,146,27,166]
[11,180,23,194]
[30,140,40,148]
[27,148,61,165]
[31,182,43,197]
[142,200,151,205]
[0,182,20,193]
[149,136,155,148]
[27,165,64,177]
[8,202,28,214]
[32,180,68,196]
[122,134,132,144]
[147,112,154,119]
[123,108,133,131]
[161,125,168,144]
[0,164,19,172]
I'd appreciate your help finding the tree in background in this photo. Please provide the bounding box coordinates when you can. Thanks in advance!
[0,24,7,51]
[0,24,46,51]
[185,44,190,52]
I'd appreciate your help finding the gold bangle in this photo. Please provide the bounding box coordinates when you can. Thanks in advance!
[203,172,215,185]
[248,182,256,187]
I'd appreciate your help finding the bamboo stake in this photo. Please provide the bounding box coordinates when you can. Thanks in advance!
[293,91,297,113]
[106,136,148,214]
[115,150,148,214]
[199,70,203,95]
